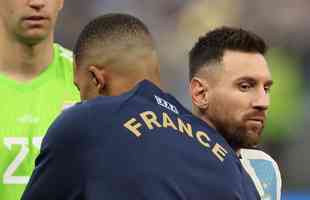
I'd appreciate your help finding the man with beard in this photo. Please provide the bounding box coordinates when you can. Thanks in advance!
[21,14,260,200]
[189,26,281,200]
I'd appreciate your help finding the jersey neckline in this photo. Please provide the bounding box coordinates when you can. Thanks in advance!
[0,43,60,92]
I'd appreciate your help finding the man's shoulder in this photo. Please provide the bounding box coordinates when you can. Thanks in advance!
[53,43,73,64]
[240,148,281,178]
[52,43,73,73]
[86,95,133,115]
[240,148,282,200]
[50,102,90,131]
[42,102,91,148]
[63,96,130,122]
[52,43,80,101]
[240,148,278,163]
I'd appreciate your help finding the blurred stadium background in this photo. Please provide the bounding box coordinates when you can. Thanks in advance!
[55,0,309,199]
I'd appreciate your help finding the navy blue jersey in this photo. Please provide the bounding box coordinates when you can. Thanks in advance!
[21,80,260,200]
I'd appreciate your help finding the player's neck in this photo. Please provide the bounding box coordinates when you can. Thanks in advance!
[193,110,217,131]
[0,34,54,82]
[106,76,160,97]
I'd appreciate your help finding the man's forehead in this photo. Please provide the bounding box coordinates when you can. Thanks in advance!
[221,51,272,81]
[222,50,267,66]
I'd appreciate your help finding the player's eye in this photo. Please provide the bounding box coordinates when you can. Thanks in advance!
[239,83,252,92]
[264,86,271,94]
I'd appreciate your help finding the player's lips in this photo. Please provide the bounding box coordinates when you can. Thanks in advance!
[23,15,49,22]
[247,117,265,126]
[248,117,264,122]
[245,111,266,124]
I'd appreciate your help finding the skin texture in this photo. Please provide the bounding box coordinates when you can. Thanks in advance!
[74,39,161,100]
[0,0,64,81]
[191,50,273,150]
[73,63,103,101]
[0,0,64,44]
[74,51,161,101]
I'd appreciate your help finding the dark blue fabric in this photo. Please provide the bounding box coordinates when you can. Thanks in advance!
[21,80,260,200]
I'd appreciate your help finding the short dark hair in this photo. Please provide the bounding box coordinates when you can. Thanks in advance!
[74,13,153,66]
[189,26,268,78]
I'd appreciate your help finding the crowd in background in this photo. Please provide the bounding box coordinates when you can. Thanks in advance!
[55,0,310,192]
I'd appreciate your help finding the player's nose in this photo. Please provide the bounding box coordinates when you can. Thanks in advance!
[28,0,45,10]
[251,87,270,111]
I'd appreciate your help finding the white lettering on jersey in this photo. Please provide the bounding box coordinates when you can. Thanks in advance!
[17,114,40,124]
[154,95,179,114]
[3,137,43,184]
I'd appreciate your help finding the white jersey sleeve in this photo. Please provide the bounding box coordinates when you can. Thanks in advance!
[240,148,282,200]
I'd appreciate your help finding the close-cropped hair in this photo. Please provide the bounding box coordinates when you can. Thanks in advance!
[189,26,268,78]
[74,13,153,66]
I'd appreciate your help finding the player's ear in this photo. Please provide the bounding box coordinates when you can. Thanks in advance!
[190,77,209,110]
[88,65,106,92]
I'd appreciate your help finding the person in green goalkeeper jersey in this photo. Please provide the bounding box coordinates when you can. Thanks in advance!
[0,0,79,199]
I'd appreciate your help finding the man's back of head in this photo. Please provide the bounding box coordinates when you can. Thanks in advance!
[73,13,160,100]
